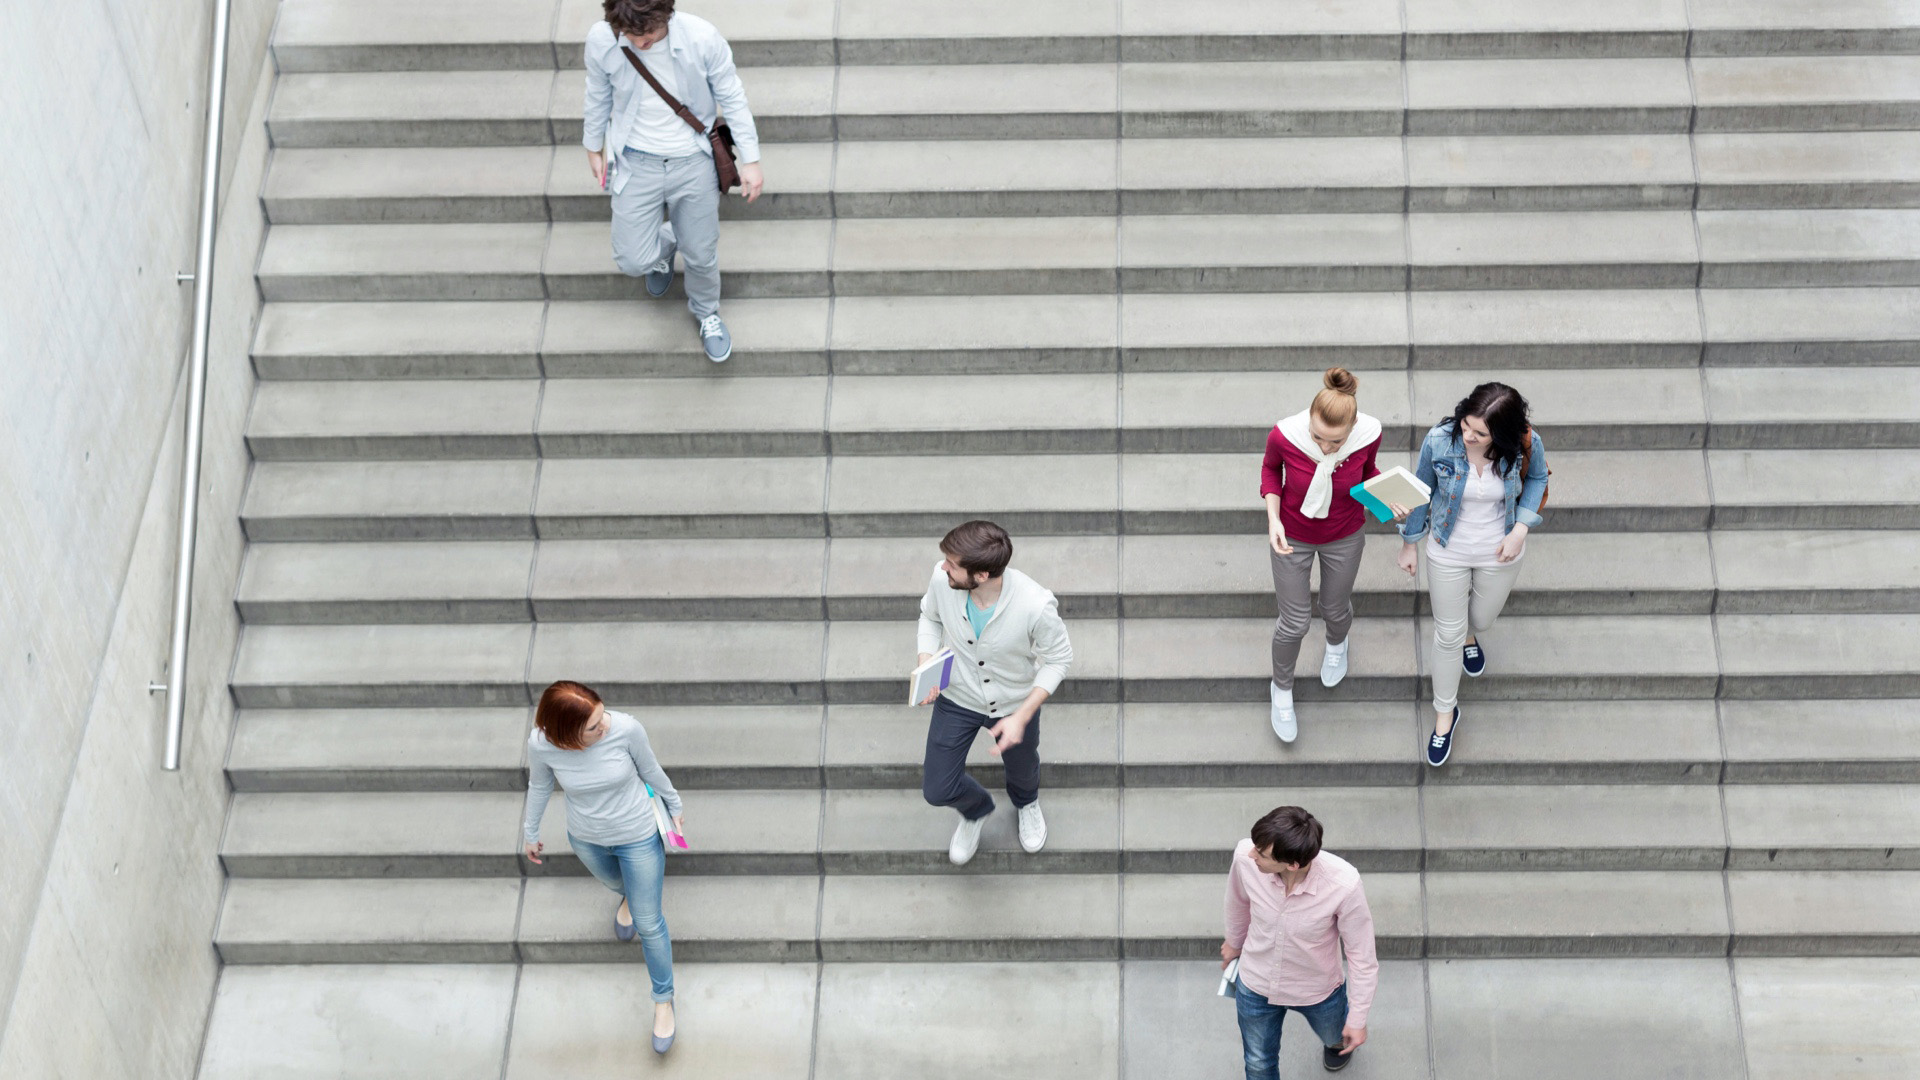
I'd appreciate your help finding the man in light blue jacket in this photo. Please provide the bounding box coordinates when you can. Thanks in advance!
[584,0,764,362]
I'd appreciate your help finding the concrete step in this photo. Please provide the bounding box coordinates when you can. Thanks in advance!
[226,612,1920,709]
[247,287,1920,380]
[223,698,1920,795]
[254,215,1920,303]
[269,0,1920,74]
[244,366,1920,462]
[217,780,1920,879]
[237,449,1920,542]
[233,530,1920,626]
[263,133,1920,227]
[209,870,1920,964]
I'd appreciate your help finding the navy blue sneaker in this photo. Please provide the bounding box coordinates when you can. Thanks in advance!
[645,257,674,298]
[1462,639,1486,677]
[1427,708,1460,767]
[1324,1044,1351,1071]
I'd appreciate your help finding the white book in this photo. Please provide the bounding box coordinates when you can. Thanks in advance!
[909,648,956,706]
[1350,465,1432,521]
[1217,957,1240,997]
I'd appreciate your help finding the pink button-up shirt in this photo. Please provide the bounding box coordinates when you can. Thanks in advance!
[1223,840,1380,1028]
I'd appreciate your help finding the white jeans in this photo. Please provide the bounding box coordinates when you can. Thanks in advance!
[1427,559,1523,712]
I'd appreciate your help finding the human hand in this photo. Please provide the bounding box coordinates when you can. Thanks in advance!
[1396,543,1419,577]
[987,712,1031,755]
[523,840,544,865]
[1268,519,1293,556]
[1220,942,1242,969]
[670,815,685,836]
[587,149,607,187]
[1387,501,1411,523]
[1339,1025,1368,1055]
[1497,523,1529,563]
[738,161,764,202]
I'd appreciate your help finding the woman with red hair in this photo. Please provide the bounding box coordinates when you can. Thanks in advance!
[522,680,684,1053]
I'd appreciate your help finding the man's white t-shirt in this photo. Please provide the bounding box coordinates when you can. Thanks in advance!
[624,34,703,156]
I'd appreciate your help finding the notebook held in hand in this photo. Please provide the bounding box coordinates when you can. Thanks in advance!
[621,45,740,192]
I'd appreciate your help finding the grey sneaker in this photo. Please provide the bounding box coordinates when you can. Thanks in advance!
[645,257,674,298]
[699,313,732,362]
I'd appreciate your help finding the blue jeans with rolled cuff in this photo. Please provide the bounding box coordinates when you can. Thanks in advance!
[571,830,674,1002]
[1235,977,1348,1080]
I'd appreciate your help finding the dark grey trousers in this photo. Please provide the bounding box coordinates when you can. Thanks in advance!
[1269,528,1366,690]
[922,695,1042,821]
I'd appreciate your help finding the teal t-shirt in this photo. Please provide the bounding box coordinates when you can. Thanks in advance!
[965,594,996,639]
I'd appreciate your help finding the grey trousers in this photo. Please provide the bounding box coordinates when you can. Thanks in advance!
[611,149,722,319]
[1269,529,1366,691]
[1427,558,1524,712]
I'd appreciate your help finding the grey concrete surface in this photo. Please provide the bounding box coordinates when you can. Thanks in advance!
[178,0,1920,1075]
[1427,958,1746,1079]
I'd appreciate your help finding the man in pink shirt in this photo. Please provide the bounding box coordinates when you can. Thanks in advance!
[1222,806,1379,1077]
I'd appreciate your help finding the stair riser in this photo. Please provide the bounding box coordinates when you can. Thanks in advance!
[218,845,1920,881]
[210,931,1920,965]
[260,341,1920,380]
[234,672,1894,711]
[204,759,1920,793]
[248,422,1920,464]
[270,31,1920,77]
[255,505,1917,543]
[240,587,1920,628]
[268,104,1920,152]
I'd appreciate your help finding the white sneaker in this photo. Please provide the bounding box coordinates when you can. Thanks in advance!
[1018,802,1048,853]
[1320,637,1349,688]
[948,811,988,865]
[1270,682,1297,743]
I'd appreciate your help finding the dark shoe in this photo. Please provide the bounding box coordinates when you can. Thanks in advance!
[614,902,636,942]
[1462,639,1486,677]
[645,257,674,298]
[1427,707,1460,767]
[1324,1044,1351,1071]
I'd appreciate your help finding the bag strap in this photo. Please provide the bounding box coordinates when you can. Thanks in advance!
[621,45,709,137]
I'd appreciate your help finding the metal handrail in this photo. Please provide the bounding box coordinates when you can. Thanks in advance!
[154,0,235,771]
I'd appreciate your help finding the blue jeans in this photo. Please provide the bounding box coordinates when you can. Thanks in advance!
[1235,977,1348,1080]
[571,830,674,1002]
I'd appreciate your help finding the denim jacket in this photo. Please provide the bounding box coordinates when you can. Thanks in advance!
[583,14,762,195]
[1398,423,1548,547]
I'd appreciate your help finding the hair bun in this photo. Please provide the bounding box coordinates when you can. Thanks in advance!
[1322,367,1358,396]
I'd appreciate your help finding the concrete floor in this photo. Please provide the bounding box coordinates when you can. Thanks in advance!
[198,957,1920,1078]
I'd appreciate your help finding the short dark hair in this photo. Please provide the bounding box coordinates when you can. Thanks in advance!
[604,0,674,35]
[1251,806,1323,866]
[1446,381,1531,478]
[940,520,1012,579]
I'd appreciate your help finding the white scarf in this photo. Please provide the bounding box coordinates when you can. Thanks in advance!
[1276,410,1382,519]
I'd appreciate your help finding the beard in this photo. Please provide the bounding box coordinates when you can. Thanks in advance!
[946,576,973,591]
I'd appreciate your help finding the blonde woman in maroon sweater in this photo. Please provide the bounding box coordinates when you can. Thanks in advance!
[1259,369,1407,743]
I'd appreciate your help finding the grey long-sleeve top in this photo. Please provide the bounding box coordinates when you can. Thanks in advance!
[522,710,683,846]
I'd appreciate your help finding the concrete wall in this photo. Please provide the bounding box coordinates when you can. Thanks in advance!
[0,0,279,1074]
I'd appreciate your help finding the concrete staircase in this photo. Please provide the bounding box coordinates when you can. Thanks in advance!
[198,0,1920,1075]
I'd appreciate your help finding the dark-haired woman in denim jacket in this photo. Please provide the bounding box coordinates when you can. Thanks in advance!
[1396,384,1549,768]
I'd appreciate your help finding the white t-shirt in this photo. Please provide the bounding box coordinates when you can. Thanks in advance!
[1426,459,1522,569]
[623,34,703,157]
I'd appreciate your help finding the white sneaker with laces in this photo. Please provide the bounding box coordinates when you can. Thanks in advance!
[1018,802,1047,853]
[1320,637,1349,688]
[1270,681,1297,743]
[698,313,732,363]
[948,811,988,865]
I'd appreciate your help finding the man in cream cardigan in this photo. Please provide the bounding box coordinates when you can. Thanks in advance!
[916,520,1074,865]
